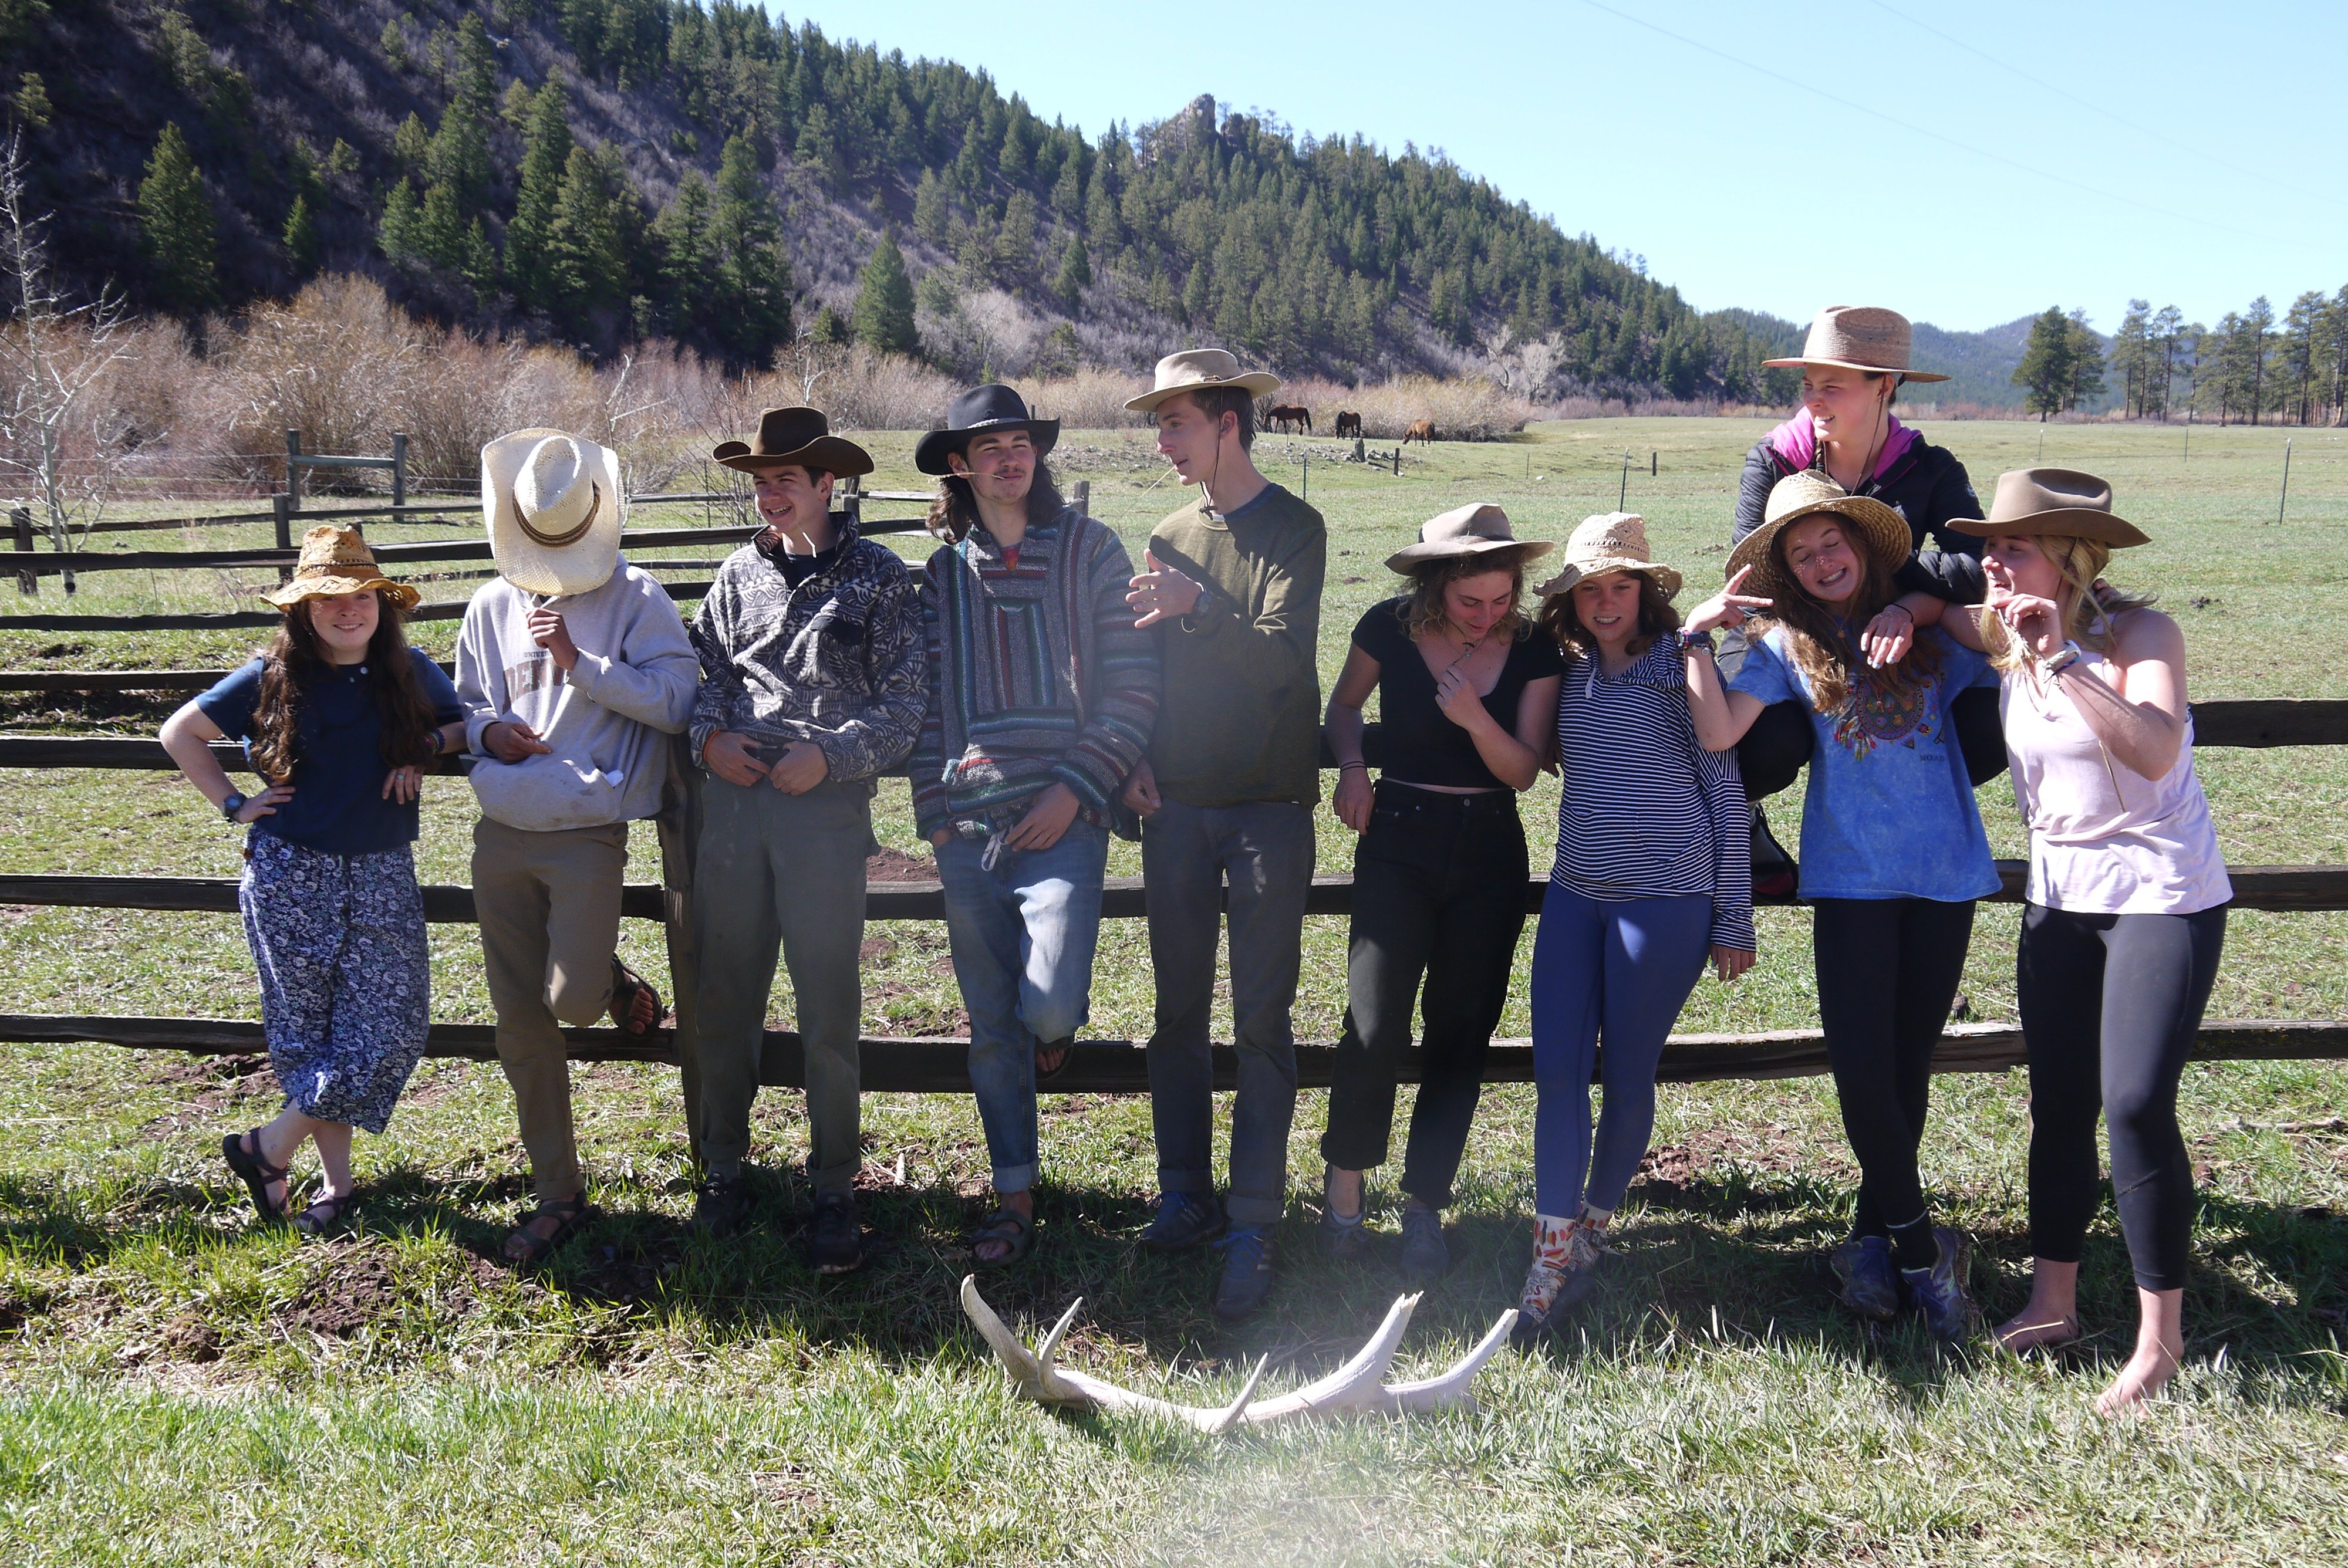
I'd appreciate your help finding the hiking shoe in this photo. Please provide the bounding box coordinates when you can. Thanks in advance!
[1901,1227,1976,1343]
[1830,1234,1901,1322]
[1398,1205,1449,1286]
[1511,1219,1603,1344]
[1213,1224,1276,1323]
[1138,1189,1226,1253]
[1319,1202,1373,1262]
[808,1190,866,1275]
[691,1173,751,1238]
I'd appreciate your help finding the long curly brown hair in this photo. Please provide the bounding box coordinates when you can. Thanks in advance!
[1759,522,1940,714]
[1400,552,1530,642]
[248,592,441,785]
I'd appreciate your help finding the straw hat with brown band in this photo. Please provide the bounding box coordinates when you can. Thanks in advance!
[1728,470,1913,600]
[1533,512,1682,600]
[1123,347,1281,414]
[263,525,419,611]
[1762,305,1949,383]
[481,428,627,597]
[1946,467,2150,548]
[1384,502,1553,575]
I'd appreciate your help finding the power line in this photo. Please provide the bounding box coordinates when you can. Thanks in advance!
[1572,0,2314,256]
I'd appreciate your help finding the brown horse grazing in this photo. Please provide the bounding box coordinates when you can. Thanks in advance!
[1332,411,1362,439]
[1402,419,1435,446]
[1264,403,1314,434]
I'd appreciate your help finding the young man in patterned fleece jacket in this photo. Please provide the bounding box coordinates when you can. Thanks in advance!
[687,408,925,1272]
[907,384,1158,1267]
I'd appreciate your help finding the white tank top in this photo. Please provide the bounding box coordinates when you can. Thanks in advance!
[2000,653,2231,915]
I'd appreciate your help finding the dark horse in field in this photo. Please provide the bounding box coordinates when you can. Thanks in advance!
[1402,418,1435,446]
[1332,410,1362,439]
[1264,403,1314,434]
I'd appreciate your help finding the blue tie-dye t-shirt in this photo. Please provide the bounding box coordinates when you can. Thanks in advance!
[1727,626,2002,902]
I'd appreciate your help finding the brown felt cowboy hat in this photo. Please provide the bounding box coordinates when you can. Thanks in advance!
[263,525,420,611]
[1762,305,1949,384]
[915,383,1061,475]
[1384,502,1553,573]
[1728,471,1913,599]
[1123,348,1281,413]
[481,428,625,597]
[1534,512,1682,600]
[1949,467,2150,548]
[712,406,874,478]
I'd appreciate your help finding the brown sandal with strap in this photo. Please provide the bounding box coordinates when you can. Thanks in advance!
[221,1127,290,1222]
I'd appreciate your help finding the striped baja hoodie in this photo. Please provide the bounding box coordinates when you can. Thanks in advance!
[909,508,1159,840]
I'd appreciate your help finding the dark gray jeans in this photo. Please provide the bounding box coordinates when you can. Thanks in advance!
[1142,798,1315,1226]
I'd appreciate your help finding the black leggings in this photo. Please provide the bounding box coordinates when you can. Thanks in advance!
[2017,902,2228,1292]
[1736,688,2009,799]
[1813,897,1976,1240]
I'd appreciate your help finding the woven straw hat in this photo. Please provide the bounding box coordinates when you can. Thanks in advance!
[263,525,418,611]
[482,429,625,597]
[1728,471,1913,599]
[1533,512,1682,600]
[1123,348,1281,413]
[1384,502,1553,573]
[1950,467,2149,548]
[1762,305,1948,383]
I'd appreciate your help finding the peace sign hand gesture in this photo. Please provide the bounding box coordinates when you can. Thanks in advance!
[1684,565,1772,636]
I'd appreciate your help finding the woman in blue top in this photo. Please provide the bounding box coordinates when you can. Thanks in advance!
[1513,513,1754,1341]
[1686,472,2000,1341]
[160,527,465,1234]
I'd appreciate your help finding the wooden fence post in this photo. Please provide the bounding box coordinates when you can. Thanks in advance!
[285,430,303,511]
[839,472,862,530]
[11,506,32,596]
[655,734,706,1165]
[1072,479,1091,516]
[271,494,294,584]
[392,432,408,509]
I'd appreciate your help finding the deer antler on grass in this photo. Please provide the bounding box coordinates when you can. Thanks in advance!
[959,1276,1516,1431]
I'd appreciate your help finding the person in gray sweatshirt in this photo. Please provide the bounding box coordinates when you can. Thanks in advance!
[461,430,699,1266]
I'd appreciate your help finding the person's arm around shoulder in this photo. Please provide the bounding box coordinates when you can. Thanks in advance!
[1682,567,1776,752]
[1324,643,1381,833]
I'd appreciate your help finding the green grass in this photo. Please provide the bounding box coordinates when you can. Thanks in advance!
[1,417,2344,1563]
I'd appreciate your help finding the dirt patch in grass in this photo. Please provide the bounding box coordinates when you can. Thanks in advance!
[137,1053,276,1140]
[866,847,937,883]
[285,1245,406,1337]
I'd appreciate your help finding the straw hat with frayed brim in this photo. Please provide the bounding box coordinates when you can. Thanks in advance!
[1948,467,2150,548]
[1533,512,1682,600]
[264,525,419,612]
[1728,471,1914,599]
[482,428,625,598]
[1384,502,1553,574]
[915,383,1061,475]
[1123,348,1281,414]
[712,406,874,478]
[1762,305,1949,383]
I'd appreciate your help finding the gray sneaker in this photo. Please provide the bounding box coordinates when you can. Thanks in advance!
[1398,1205,1449,1285]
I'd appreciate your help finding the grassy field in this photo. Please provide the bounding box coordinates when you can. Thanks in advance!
[1,416,2344,1563]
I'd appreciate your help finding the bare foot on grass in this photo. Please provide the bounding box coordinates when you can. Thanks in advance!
[1992,1307,2080,1352]
[2095,1338,2181,1417]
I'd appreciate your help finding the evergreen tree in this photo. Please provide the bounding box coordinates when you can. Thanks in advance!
[797,103,843,187]
[545,144,630,324]
[651,168,717,345]
[508,74,574,311]
[137,123,216,312]
[392,111,430,177]
[2109,300,2151,417]
[993,191,1037,278]
[461,217,500,306]
[850,229,917,353]
[1052,232,1090,309]
[379,178,419,262]
[704,133,791,364]
[2063,309,2105,411]
[282,193,319,276]
[2012,306,2073,418]
[912,168,949,244]
[812,305,848,344]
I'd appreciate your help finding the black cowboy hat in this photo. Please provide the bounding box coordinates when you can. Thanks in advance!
[713,406,874,478]
[914,384,1061,476]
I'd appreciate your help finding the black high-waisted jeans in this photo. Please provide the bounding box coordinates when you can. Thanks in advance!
[1321,782,1527,1208]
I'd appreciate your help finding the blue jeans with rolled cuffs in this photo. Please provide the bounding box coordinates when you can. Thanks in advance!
[936,820,1110,1194]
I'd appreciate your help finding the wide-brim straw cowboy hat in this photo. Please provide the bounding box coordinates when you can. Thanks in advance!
[915,383,1061,475]
[482,429,625,598]
[1762,305,1949,384]
[1949,467,2150,548]
[1533,512,1682,600]
[1123,348,1281,413]
[1384,502,1554,574]
[712,406,875,478]
[264,524,420,611]
[1728,470,1914,598]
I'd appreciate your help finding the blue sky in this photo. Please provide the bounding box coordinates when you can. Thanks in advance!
[772,1,2346,335]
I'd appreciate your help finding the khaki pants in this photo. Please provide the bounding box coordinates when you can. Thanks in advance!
[472,816,629,1203]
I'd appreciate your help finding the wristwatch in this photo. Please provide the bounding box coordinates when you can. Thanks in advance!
[219,791,247,822]
[2042,640,2086,676]
[1683,630,1716,653]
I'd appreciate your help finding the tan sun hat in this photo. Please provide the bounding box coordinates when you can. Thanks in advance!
[1533,512,1682,600]
[481,428,625,597]
[1949,467,2149,548]
[1762,305,1949,383]
[1124,347,1281,413]
[263,525,419,612]
[1384,502,1553,573]
[712,405,874,479]
[1728,471,1914,599]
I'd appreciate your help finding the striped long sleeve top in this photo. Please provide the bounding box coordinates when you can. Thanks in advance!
[909,508,1160,840]
[1551,629,1755,952]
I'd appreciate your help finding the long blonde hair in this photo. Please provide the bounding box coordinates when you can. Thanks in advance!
[1978,534,2159,674]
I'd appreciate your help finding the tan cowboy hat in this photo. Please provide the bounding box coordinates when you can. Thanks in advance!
[1123,347,1281,413]
[1762,305,1949,384]
[1728,471,1913,599]
[1949,467,2150,548]
[1384,502,1553,573]
[482,429,625,597]
[263,525,419,612]
[712,406,875,478]
[1533,512,1682,600]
